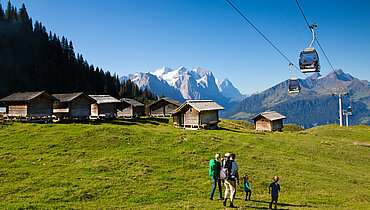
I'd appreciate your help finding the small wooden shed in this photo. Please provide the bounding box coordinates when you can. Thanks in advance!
[0,91,57,121]
[89,95,120,119]
[116,98,145,118]
[173,100,224,129]
[52,92,96,120]
[251,111,286,131]
[147,98,182,117]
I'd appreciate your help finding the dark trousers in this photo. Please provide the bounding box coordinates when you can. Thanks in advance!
[210,177,222,199]
[245,189,251,200]
[269,197,278,209]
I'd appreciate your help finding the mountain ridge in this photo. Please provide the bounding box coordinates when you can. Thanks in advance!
[222,69,370,128]
[122,66,245,109]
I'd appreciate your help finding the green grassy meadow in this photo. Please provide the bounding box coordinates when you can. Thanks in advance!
[0,118,369,209]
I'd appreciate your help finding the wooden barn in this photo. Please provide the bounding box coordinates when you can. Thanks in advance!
[251,111,286,131]
[117,98,145,118]
[173,100,224,129]
[89,95,120,119]
[147,98,182,117]
[0,91,58,121]
[52,92,96,120]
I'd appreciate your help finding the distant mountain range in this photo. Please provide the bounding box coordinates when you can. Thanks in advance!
[222,69,370,128]
[122,67,245,108]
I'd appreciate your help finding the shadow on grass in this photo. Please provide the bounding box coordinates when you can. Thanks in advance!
[218,127,246,133]
[249,199,313,208]
[104,117,170,126]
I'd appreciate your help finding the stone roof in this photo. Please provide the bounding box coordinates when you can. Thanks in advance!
[177,100,225,112]
[0,91,57,102]
[251,111,286,121]
[147,98,182,108]
[89,95,120,104]
[52,92,95,103]
[121,98,144,107]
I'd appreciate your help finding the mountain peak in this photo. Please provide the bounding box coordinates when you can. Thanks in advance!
[150,66,173,77]
[175,66,188,74]
[308,72,322,80]
[327,69,354,81]
[223,78,231,85]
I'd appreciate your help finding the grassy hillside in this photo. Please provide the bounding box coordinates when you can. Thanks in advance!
[0,119,369,209]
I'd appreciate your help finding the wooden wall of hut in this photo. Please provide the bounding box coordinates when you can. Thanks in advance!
[69,97,92,117]
[271,119,283,131]
[28,96,54,117]
[183,108,199,125]
[255,118,272,131]
[91,103,116,116]
[117,104,133,117]
[200,110,218,125]
[8,104,27,117]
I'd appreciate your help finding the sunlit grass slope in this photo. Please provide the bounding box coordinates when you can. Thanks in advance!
[0,118,369,209]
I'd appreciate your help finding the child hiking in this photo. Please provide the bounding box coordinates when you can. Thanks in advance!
[209,153,223,200]
[269,176,280,209]
[243,174,251,201]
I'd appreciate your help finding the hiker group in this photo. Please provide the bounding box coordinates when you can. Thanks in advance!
[209,153,280,209]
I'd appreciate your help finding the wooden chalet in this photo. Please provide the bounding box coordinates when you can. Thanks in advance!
[52,92,96,120]
[89,95,120,119]
[117,98,145,118]
[251,111,286,131]
[147,98,182,117]
[173,100,224,129]
[0,91,58,121]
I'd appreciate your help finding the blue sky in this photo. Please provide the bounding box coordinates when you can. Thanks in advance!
[5,0,370,94]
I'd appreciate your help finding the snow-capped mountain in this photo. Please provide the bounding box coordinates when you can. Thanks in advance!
[123,66,245,109]
[218,78,246,100]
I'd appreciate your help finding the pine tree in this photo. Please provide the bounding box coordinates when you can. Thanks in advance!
[0,1,158,103]
[5,1,11,20]
[0,4,4,20]
[18,3,29,23]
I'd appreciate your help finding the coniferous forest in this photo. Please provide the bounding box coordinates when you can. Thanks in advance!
[0,2,157,104]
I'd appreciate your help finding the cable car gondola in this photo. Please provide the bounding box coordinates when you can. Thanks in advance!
[347,106,353,116]
[288,63,301,93]
[289,78,301,93]
[299,24,320,73]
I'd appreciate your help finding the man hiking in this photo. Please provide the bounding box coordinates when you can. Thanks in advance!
[220,153,239,208]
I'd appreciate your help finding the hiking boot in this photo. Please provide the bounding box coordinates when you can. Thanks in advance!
[229,202,235,208]
[223,199,227,206]
[209,197,213,201]
[244,198,247,201]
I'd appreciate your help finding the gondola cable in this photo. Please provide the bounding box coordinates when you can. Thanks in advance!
[295,0,349,94]
[295,0,352,109]
[225,0,296,69]
[225,0,333,93]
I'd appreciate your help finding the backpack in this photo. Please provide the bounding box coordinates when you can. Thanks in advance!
[209,159,217,178]
[219,156,233,180]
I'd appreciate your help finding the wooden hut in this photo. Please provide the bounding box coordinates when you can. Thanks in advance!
[147,98,182,117]
[173,100,224,129]
[89,95,120,119]
[52,92,96,120]
[0,91,58,121]
[117,98,145,118]
[251,111,286,131]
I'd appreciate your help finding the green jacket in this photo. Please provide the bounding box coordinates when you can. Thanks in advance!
[209,159,217,179]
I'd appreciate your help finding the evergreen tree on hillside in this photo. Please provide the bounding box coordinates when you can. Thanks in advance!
[0,2,157,105]
[5,1,12,20]
[0,4,4,20]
